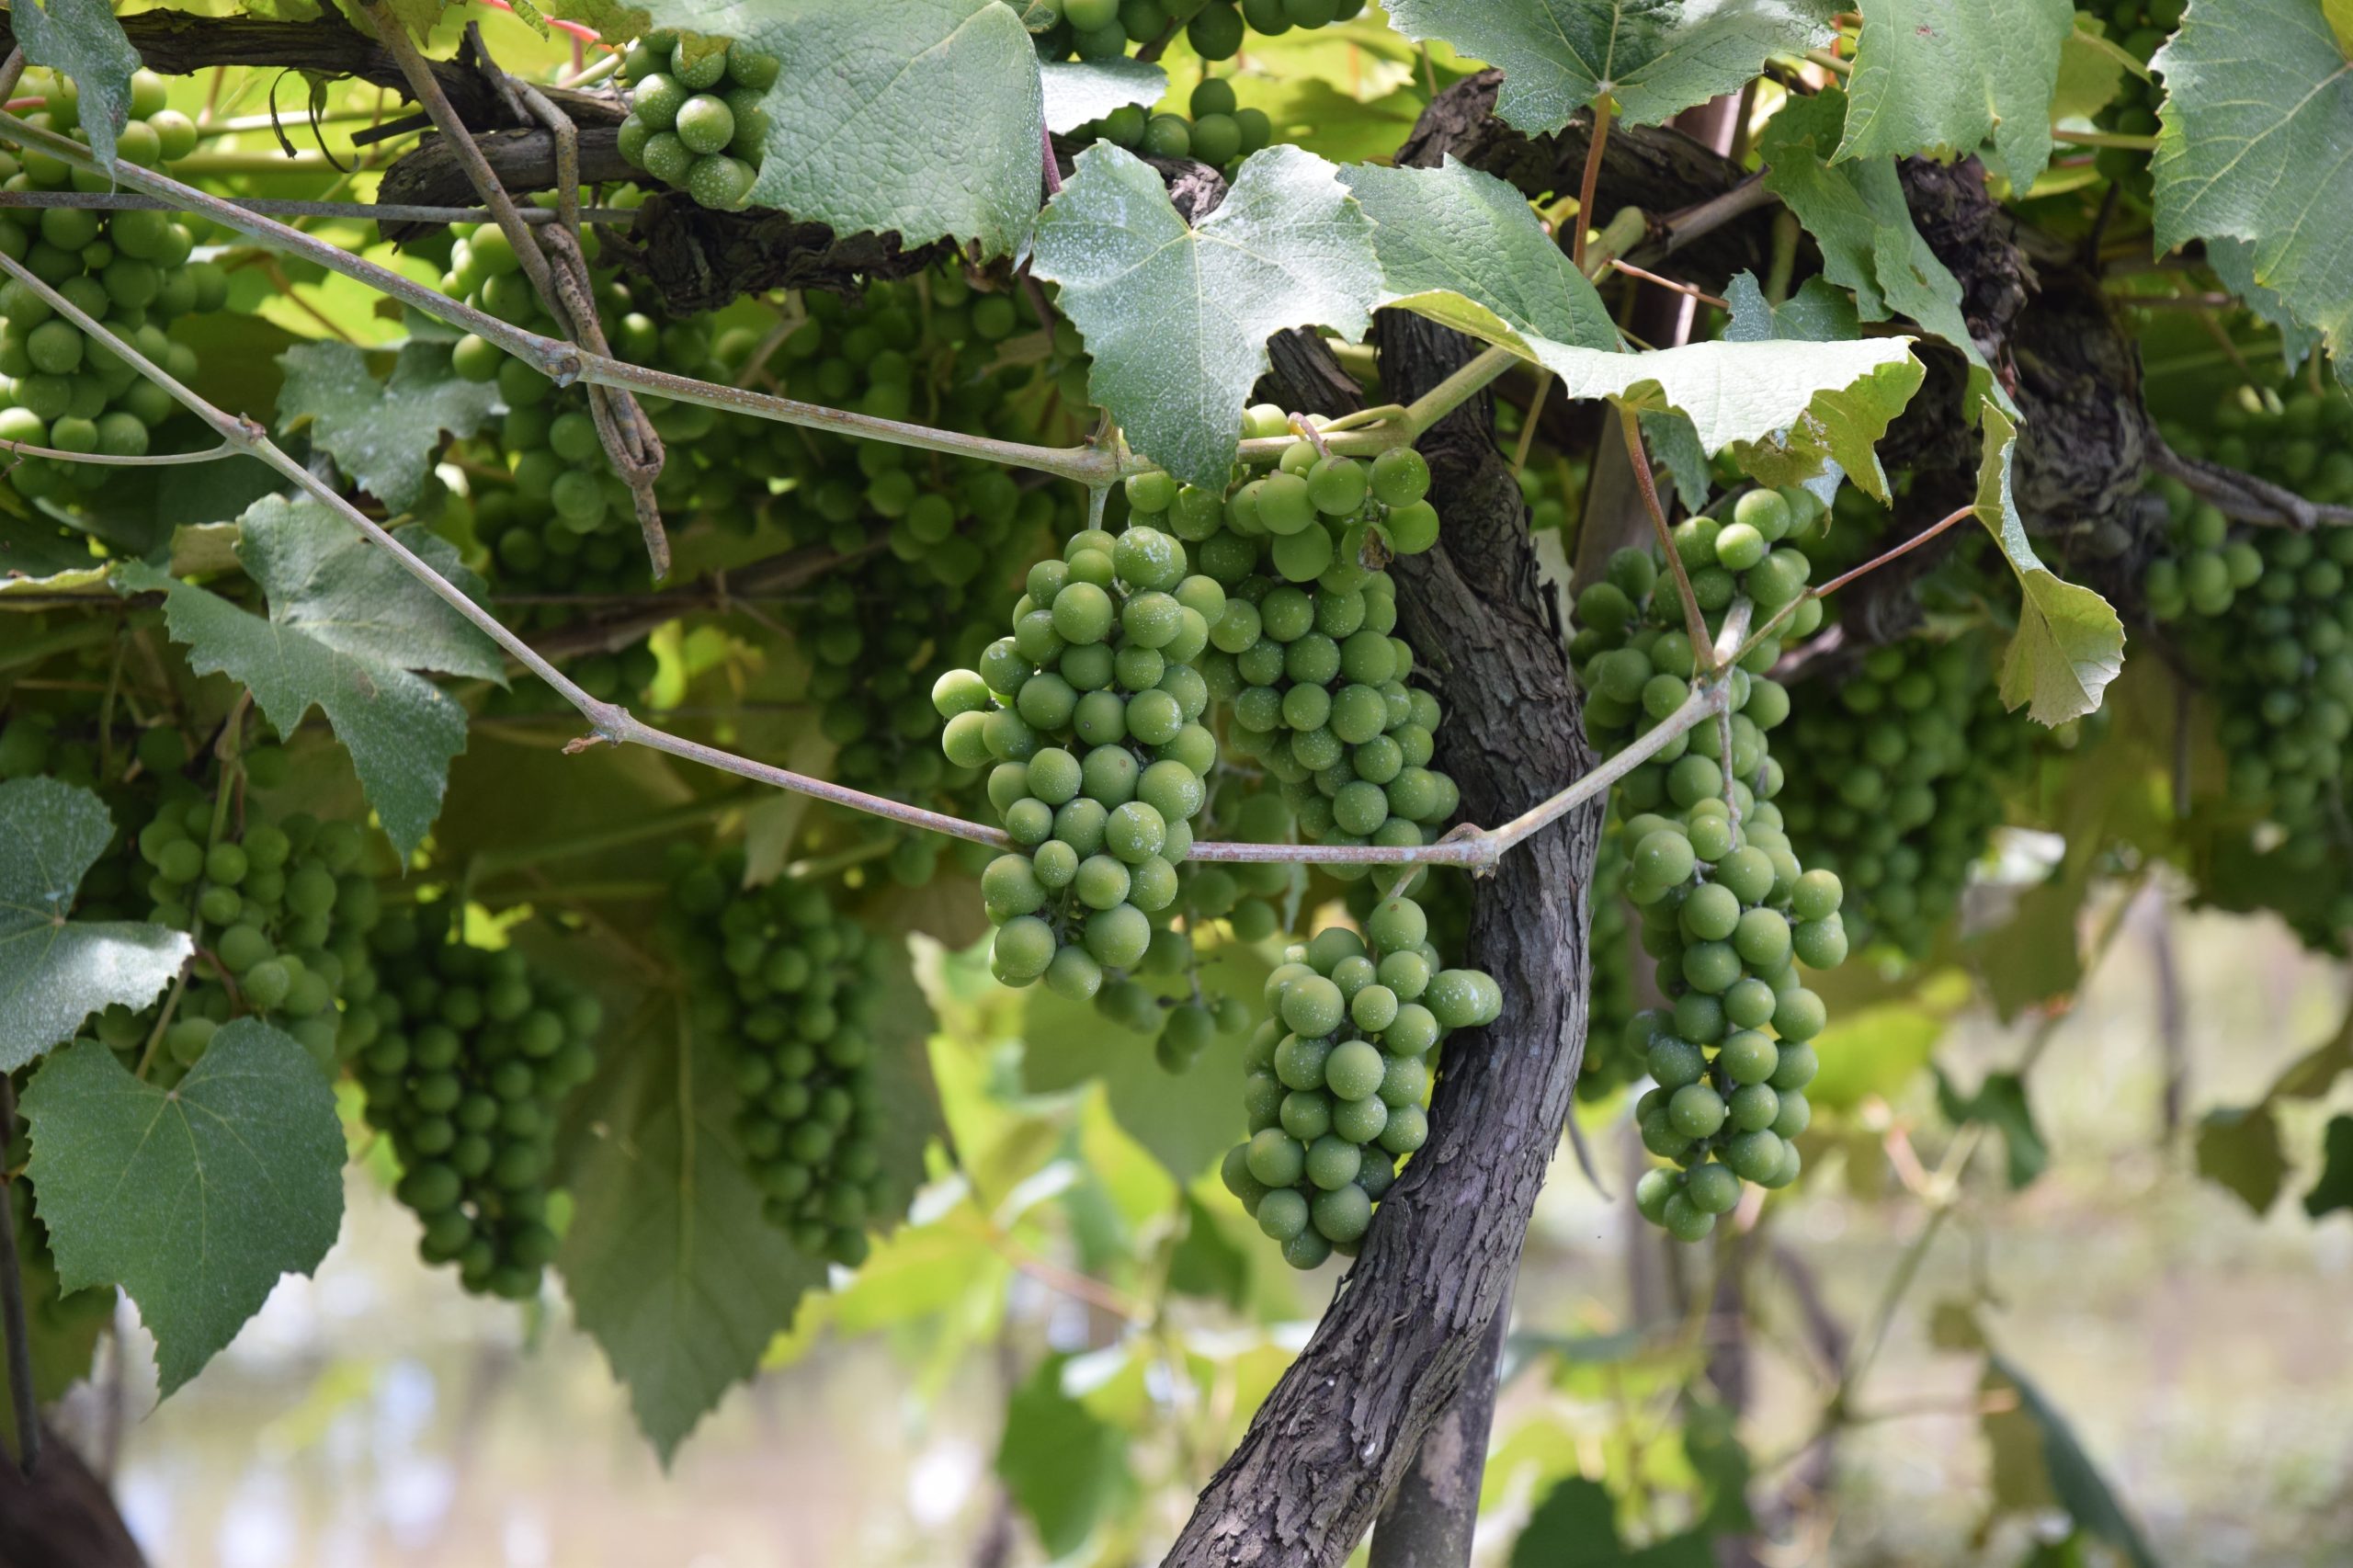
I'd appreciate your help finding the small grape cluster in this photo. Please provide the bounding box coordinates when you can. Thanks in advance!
[665,850,897,1267]
[1773,636,2029,956]
[2084,0,2181,196]
[1067,77,1275,171]
[1220,893,1499,1269]
[358,905,602,1300]
[936,524,1221,992]
[615,30,779,212]
[0,67,224,502]
[1572,526,1844,1237]
[1037,0,1366,64]
[68,737,386,1083]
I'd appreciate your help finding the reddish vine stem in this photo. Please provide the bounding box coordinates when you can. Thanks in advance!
[1608,258,1728,310]
[1618,403,1713,661]
[0,1077,37,1479]
[1729,502,1977,667]
[1572,95,1614,270]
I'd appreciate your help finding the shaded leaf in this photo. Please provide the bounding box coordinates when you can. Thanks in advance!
[0,778,191,1071]
[1936,1068,2048,1188]
[1165,1192,1250,1308]
[1805,999,1946,1113]
[1984,1351,2162,1568]
[2207,235,2324,371]
[10,0,140,168]
[1385,0,1836,131]
[997,1353,1134,1556]
[275,342,499,513]
[555,995,827,1462]
[2306,1115,2353,1218]
[0,1200,107,1461]
[1040,58,1166,134]
[2153,0,2353,388]
[21,1021,346,1394]
[1513,1476,1623,1567]
[1031,143,1382,489]
[2052,18,2139,126]
[119,494,500,856]
[2196,1103,2288,1214]
[1723,271,1862,346]
[1972,406,2126,723]
[633,0,1044,256]
[1341,157,1619,351]
[1640,408,1712,515]
[1836,0,2075,192]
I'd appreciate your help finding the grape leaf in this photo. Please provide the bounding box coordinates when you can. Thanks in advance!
[116,495,501,857]
[19,1020,346,1394]
[1834,0,2075,194]
[1030,143,1383,489]
[1935,1068,2048,1188]
[1041,58,1167,135]
[1723,271,1861,346]
[1339,157,1620,353]
[997,1354,1136,1559]
[2051,17,2139,126]
[1640,409,1712,514]
[2305,1115,2353,1219]
[1982,1351,2162,1568]
[1757,88,1993,392]
[9,0,141,168]
[1971,407,2126,724]
[2153,0,2353,388]
[0,1207,107,1460]
[555,997,827,1462]
[275,342,499,513]
[0,778,191,1072]
[2206,235,2325,372]
[624,0,1044,256]
[1384,0,1836,131]
[2195,1103,2289,1214]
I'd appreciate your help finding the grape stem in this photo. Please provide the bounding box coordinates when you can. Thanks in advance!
[1618,403,1715,665]
[1572,95,1614,270]
[1607,259,1727,311]
[1727,501,1977,668]
[0,437,244,469]
[0,109,1516,489]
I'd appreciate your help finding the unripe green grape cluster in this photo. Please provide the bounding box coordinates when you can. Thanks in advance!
[358,906,602,1300]
[0,69,224,501]
[64,739,387,1085]
[2143,388,2353,945]
[1067,76,1275,172]
[665,850,899,1265]
[1034,0,1367,67]
[1219,892,1499,1269]
[615,30,779,212]
[1574,839,1640,1102]
[1572,528,1846,1236]
[935,524,1221,993]
[2084,0,2181,195]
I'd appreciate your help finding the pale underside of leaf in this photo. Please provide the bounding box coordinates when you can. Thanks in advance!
[1972,407,2125,724]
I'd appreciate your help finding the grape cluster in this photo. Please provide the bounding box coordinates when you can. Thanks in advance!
[65,738,386,1084]
[1037,0,1366,64]
[665,850,898,1266]
[2084,0,2180,195]
[1773,635,2029,957]
[936,524,1221,992]
[1219,892,1499,1268]
[1067,77,1276,172]
[358,904,602,1300]
[1574,839,1639,1102]
[0,67,224,503]
[1571,518,1844,1236]
[2143,389,2353,942]
[615,30,779,212]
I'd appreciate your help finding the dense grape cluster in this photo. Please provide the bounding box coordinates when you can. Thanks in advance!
[1572,509,1844,1236]
[1035,0,1366,63]
[615,30,778,212]
[2084,0,2180,196]
[936,524,1220,993]
[1773,635,2029,956]
[666,851,898,1266]
[358,904,602,1300]
[0,67,223,503]
[2144,389,2353,943]
[59,737,386,1084]
[1067,76,1275,172]
[1219,892,1498,1268]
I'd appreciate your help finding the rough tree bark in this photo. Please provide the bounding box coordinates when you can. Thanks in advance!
[1162,301,1600,1567]
[1367,1276,1516,1568]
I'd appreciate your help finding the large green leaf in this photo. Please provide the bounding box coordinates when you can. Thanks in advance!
[628,0,1044,256]
[996,1354,1135,1559]
[1982,1351,2162,1568]
[1030,143,1383,489]
[1339,157,1620,352]
[10,0,140,168]
[2206,236,2324,370]
[1967,407,2123,724]
[0,778,191,1072]
[1757,88,1989,386]
[1384,0,1836,131]
[1040,58,1166,134]
[0,1201,107,1460]
[275,342,499,513]
[1719,269,1880,499]
[2153,0,2353,386]
[555,996,827,1462]
[118,494,502,857]
[20,1021,346,1394]
[2305,1115,2353,1219]
[1835,0,2075,193]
